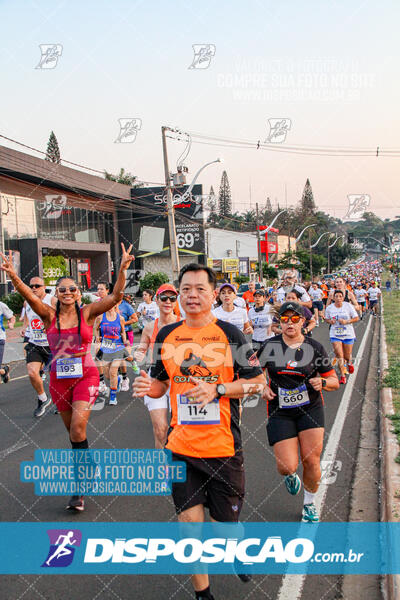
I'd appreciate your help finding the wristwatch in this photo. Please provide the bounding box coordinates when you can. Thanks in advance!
[216,384,226,399]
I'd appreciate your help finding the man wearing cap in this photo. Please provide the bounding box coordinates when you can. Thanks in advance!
[248,289,273,352]
[258,301,338,523]
[134,283,178,448]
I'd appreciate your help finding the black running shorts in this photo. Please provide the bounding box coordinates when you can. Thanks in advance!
[171,452,245,522]
[266,404,325,446]
[24,342,52,367]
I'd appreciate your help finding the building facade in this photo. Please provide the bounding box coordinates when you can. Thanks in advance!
[0,145,131,294]
[206,227,296,281]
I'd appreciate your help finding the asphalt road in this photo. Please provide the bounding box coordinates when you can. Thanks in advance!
[0,315,378,600]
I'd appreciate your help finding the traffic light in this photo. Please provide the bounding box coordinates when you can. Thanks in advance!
[347,232,354,244]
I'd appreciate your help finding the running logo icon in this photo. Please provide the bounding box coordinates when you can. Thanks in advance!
[265,119,291,143]
[188,44,216,69]
[345,194,371,220]
[41,529,82,568]
[36,44,63,69]
[114,118,142,143]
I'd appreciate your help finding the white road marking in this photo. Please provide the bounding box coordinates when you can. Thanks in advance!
[0,440,30,461]
[8,374,29,382]
[276,316,373,600]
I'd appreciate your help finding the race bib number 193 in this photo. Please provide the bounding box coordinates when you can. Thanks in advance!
[56,357,83,379]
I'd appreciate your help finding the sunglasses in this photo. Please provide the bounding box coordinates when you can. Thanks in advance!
[58,286,78,293]
[159,294,177,303]
[280,314,302,323]
[29,284,43,289]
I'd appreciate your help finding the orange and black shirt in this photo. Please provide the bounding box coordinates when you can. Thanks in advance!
[150,319,262,458]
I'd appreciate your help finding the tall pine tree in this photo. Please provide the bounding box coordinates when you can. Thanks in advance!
[207,185,218,225]
[299,178,316,217]
[218,170,232,217]
[45,131,61,163]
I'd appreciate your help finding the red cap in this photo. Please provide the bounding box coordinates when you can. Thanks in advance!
[156,283,178,296]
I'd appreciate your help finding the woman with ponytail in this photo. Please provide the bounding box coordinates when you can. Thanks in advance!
[0,244,134,512]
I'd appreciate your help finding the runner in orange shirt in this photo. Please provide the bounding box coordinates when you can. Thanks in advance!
[133,263,265,600]
[242,280,256,310]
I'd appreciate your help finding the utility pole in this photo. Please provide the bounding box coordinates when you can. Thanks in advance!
[309,229,313,280]
[327,242,330,274]
[256,202,263,283]
[161,126,180,281]
[285,183,291,252]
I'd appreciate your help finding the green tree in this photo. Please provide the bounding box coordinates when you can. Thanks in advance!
[139,271,169,294]
[45,130,61,163]
[207,186,219,226]
[0,292,24,314]
[262,264,278,279]
[218,170,232,217]
[234,274,249,285]
[104,167,138,186]
[299,178,316,218]
[242,209,256,230]
[277,249,326,278]
[42,255,68,285]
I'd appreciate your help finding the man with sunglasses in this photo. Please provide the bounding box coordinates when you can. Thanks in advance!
[134,284,178,448]
[259,301,339,523]
[24,277,54,417]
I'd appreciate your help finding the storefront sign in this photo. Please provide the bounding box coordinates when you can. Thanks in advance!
[223,258,239,273]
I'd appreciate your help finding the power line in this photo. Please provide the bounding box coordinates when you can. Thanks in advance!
[0,133,164,185]
[170,130,400,157]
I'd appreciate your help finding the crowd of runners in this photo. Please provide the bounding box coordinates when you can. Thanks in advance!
[0,251,386,600]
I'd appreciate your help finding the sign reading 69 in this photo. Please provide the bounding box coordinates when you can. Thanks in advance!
[177,232,195,249]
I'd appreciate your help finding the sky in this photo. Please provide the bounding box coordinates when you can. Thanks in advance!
[1,0,399,222]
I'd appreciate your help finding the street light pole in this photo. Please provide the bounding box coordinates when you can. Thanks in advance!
[161,126,180,282]
[309,229,313,280]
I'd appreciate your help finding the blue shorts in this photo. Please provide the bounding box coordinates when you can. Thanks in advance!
[330,337,355,345]
[0,340,5,364]
[369,300,378,307]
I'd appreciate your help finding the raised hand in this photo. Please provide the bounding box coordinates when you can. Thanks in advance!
[120,243,135,271]
[0,251,17,277]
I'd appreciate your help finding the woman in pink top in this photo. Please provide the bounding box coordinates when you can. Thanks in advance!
[0,244,134,512]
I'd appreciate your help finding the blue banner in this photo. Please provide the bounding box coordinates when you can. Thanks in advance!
[0,522,399,574]
[20,449,186,496]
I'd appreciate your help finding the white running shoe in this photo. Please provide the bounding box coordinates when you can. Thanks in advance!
[120,377,130,392]
[98,380,108,395]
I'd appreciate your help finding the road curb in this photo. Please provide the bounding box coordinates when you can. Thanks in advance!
[380,306,400,599]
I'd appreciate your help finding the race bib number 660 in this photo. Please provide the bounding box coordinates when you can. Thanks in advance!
[278,383,310,409]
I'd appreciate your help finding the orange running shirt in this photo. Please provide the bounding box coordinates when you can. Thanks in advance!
[242,290,255,309]
[150,319,262,458]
